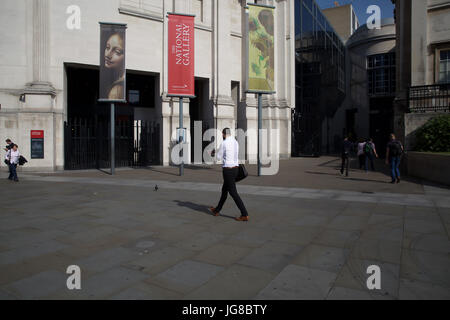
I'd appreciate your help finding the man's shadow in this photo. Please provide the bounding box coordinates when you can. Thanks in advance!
[173,200,236,220]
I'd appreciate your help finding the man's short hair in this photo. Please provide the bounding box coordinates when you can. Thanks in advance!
[222,128,231,136]
[6,139,11,143]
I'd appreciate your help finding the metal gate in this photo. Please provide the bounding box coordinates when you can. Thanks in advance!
[64,118,160,170]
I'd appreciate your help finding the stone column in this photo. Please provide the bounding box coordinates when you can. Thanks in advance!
[17,0,59,171]
[24,0,55,95]
[212,0,235,150]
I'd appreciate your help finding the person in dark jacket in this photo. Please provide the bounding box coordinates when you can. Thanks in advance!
[364,138,379,172]
[4,138,14,178]
[386,134,404,184]
[6,144,20,182]
[340,137,352,177]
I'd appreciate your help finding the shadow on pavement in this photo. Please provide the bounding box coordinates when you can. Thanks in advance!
[173,200,236,220]
[341,177,391,185]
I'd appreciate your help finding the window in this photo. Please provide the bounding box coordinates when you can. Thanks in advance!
[119,0,163,18]
[367,53,396,96]
[193,0,203,23]
[439,49,450,84]
[302,3,314,37]
[128,90,140,105]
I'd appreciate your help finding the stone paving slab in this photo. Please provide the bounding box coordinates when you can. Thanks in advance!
[184,264,275,300]
[400,249,450,287]
[147,260,224,295]
[25,157,430,195]
[20,173,442,209]
[255,265,338,300]
[238,241,304,274]
[292,244,350,273]
[3,270,67,299]
[399,278,450,300]
[333,259,401,299]
[109,282,182,300]
[1,165,449,300]
[327,286,392,300]
[47,266,150,300]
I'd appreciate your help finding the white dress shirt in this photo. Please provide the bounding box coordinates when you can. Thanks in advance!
[217,137,239,168]
[357,142,365,156]
[7,149,20,164]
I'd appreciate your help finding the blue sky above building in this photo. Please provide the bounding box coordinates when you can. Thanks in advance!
[315,0,394,25]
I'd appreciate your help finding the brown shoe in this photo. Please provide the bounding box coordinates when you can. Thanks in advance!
[235,216,249,222]
[209,207,220,216]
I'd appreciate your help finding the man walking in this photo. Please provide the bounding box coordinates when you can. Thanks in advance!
[357,139,366,170]
[386,134,404,184]
[6,144,20,182]
[210,128,249,222]
[364,138,378,172]
[340,137,352,177]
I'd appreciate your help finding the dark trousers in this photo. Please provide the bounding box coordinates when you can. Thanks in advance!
[390,157,401,181]
[365,154,375,172]
[8,163,18,181]
[341,155,349,176]
[216,167,248,217]
[358,155,365,169]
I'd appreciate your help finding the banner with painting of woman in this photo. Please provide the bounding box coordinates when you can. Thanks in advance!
[99,23,127,102]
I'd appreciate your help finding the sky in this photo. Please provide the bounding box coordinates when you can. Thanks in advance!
[315,0,395,25]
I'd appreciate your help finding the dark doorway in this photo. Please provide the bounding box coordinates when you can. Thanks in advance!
[345,108,358,141]
[190,78,212,163]
[369,97,394,159]
[64,64,161,169]
[232,81,247,161]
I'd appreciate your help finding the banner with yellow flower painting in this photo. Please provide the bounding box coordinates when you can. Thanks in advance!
[246,3,275,93]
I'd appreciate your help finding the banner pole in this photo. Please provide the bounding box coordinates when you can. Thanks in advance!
[179,97,184,176]
[258,93,262,177]
[111,103,115,176]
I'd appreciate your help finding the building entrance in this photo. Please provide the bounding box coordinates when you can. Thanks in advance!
[64,64,161,170]
[190,78,213,163]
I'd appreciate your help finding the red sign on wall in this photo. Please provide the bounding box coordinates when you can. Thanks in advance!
[168,13,195,97]
[31,130,44,139]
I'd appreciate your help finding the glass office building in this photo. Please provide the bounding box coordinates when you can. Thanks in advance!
[292,0,346,156]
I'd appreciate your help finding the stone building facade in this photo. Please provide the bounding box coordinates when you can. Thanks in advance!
[0,0,295,171]
[329,19,396,156]
[392,0,450,150]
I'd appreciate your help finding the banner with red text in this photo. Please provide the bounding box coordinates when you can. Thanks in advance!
[168,13,195,97]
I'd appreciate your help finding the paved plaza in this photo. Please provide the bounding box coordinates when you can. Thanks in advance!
[0,157,449,300]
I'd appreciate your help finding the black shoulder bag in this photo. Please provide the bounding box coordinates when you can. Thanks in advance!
[235,164,248,182]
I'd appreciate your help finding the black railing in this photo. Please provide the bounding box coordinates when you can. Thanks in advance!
[408,83,450,113]
[64,118,160,170]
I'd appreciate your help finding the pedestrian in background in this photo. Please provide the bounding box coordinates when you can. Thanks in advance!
[340,137,352,177]
[4,138,14,179]
[4,138,14,152]
[6,144,20,182]
[357,139,366,170]
[364,138,378,172]
[386,134,404,184]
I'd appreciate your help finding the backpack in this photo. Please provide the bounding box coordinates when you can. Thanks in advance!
[364,142,373,155]
[390,141,403,157]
